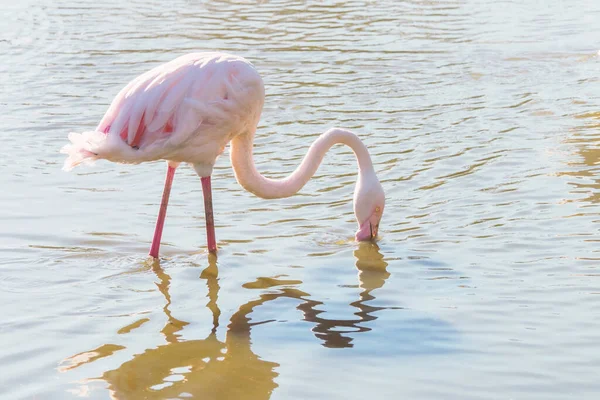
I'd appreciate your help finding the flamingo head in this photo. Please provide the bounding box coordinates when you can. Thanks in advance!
[354,174,385,241]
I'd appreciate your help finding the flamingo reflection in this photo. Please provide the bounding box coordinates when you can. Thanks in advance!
[60,243,389,399]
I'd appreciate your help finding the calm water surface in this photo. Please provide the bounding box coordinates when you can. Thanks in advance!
[1,0,600,399]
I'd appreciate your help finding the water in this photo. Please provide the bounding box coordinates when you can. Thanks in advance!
[1,0,599,398]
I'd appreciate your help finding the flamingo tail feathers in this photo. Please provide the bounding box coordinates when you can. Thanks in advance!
[60,131,107,171]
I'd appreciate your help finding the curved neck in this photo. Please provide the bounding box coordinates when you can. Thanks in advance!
[230,128,375,199]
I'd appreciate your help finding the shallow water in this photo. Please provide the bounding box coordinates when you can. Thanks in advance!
[1,0,600,399]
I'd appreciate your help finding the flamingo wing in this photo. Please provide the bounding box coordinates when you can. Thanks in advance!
[97,53,257,157]
[61,52,264,170]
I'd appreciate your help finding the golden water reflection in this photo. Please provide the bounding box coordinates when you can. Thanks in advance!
[63,243,389,399]
[565,112,600,204]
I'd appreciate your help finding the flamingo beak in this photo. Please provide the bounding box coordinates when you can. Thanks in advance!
[355,219,378,241]
[370,222,379,239]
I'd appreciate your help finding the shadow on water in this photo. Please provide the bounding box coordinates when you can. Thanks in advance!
[59,244,454,399]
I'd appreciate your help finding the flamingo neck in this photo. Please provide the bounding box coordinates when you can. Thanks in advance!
[230,128,376,199]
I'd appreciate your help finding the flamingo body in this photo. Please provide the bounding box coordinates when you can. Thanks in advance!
[63,52,264,177]
[62,52,385,257]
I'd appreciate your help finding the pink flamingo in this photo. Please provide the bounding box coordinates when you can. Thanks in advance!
[61,52,385,257]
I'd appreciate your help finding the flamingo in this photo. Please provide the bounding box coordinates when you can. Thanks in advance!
[61,52,385,257]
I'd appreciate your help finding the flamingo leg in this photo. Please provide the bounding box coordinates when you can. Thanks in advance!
[201,176,217,253]
[149,165,177,258]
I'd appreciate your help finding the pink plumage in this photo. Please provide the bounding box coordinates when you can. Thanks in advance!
[62,52,385,257]
[62,52,264,176]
